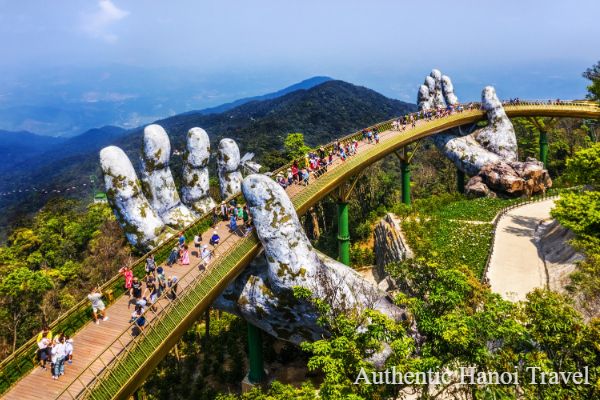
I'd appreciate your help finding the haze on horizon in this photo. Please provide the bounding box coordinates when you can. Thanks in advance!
[0,0,598,136]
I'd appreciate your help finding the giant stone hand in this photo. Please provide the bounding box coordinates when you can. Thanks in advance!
[418,69,551,197]
[214,174,412,358]
[100,124,239,249]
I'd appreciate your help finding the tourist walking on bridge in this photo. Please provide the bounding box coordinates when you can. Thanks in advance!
[87,287,108,324]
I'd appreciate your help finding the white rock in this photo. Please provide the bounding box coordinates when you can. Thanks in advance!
[99,146,170,248]
[141,124,197,227]
[217,138,243,198]
[181,127,216,213]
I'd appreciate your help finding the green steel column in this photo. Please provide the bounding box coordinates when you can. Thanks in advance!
[337,201,350,266]
[401,160,411,205]
[539,131,549,168]
[247,323,265,383]
[456,169,465,194]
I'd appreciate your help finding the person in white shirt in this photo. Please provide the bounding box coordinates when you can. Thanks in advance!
[51,337,66,380]
[37,337,51,370]
[200,245,211,270]
[87,287,108,324]
[65,336,74,365]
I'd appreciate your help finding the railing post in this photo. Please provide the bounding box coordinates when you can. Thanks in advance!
[337,201,350,266]
[456,169,465,194]
[401,159,411,205]
[539,130,549,168]
[247,323,265,384]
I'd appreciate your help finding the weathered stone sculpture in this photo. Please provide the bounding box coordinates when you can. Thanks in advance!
[99,146,172,248]
[214,175,410,355]
[100,124,232,249]
[101,125,412,361]
[181,128,216,214]
[418,69,552,197]
[141,125,197,227]
[217,138,243,198]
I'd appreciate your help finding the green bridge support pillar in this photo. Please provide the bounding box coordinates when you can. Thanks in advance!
[247,323,265,384]
[539,131,549,168]
[337,201,350,266]
[401,159,411,205]
[456,169,465,194]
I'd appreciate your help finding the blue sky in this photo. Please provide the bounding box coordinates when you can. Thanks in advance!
[0,0,598,134]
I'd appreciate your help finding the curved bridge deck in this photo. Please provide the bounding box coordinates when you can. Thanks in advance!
[2,101,599,400]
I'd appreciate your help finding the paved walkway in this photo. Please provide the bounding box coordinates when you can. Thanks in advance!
[487,199,555,302]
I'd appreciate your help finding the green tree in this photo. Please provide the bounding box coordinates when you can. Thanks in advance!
[564,142,600,186]
[283,133,311,161]
[583,61,600,102]
[0,267,53,351]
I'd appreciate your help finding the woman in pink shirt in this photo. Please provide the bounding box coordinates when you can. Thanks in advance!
[119,266,134,293]
[179,245,190,265]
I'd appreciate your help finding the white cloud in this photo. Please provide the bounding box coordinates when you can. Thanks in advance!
[82,0,129,43]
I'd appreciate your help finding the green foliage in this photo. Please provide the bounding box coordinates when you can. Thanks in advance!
[0,267,53,350]
[564,142,600,185]
[0,199,129,355]
[583,61,600,101]
[283,133,311,162]
[552,191,600,245]
[401,215,493,279]
[216,381,318,400]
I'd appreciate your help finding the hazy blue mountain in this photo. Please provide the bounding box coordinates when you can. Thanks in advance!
[0,130,66,172]
[0,79,416,239]
[194,76,333,115]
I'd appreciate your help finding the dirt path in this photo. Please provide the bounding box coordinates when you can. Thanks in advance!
[487,199,556,302]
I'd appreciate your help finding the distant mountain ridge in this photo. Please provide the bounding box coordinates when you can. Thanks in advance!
[193,76,333,115]
[0,79,416,240]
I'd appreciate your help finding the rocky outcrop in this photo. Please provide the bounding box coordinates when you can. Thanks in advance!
[419,69,551,198]
[466,159,552,198]
[373,213,413,284]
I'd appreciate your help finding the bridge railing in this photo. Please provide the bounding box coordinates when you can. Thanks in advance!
[0,99,597,396]
[56,223,258,400]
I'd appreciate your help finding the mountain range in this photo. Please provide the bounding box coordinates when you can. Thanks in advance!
[0,78,416,239]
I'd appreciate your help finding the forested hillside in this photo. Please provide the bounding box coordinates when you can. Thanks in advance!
[0,80,415,240]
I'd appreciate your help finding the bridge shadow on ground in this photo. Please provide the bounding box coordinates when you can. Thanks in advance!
[503,215,540,237]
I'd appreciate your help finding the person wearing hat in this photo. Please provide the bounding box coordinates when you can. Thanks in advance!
[209,230,220,246]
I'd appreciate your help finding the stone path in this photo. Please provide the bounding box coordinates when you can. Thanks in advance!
[487,199,555,302]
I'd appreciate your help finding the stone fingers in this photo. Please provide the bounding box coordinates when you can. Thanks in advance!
[99,146,171,249]
[475,86,518,161]
[142,124,197,227]
[181,127,216,213]
[217,138,243,198]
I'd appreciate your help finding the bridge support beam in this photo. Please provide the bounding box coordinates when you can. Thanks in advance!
[247,323,265,384]
[539,130,548,168]
[337,201,350,266]
[456,169,465,194]
[401,159,411,205]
